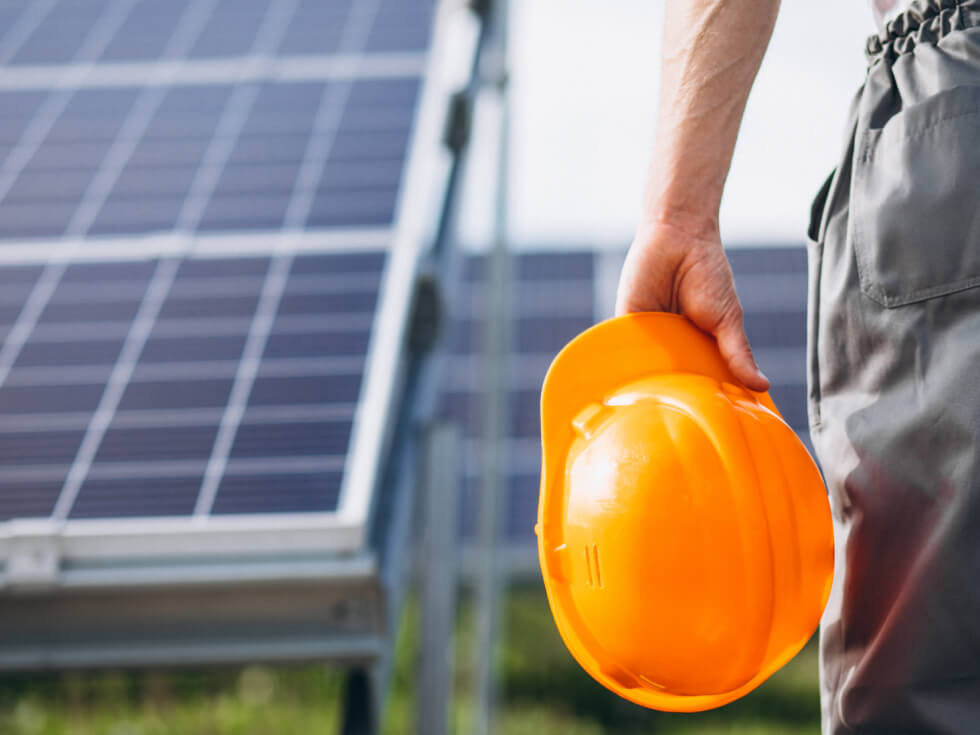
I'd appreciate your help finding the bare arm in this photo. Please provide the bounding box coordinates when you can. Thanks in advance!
[616,0,780,391]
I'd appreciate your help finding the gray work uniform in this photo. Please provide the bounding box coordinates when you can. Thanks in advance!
[808,0,980,731]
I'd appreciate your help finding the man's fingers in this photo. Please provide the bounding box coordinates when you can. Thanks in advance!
[615,234,769,393]
[715,309,769,392]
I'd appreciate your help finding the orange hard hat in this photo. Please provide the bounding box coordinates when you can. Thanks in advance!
[537,312,833,712]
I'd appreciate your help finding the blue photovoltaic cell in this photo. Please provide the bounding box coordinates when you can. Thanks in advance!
[139,334,247,363]
[769,384,808,432]
[366,0,436,52]
[445,318,480,355]
[229,420,352,459]
[290,252,387,275]
[263,330,371,360]
[0,91,46,141]
[61,260,157,283]
[15,338,125,368]
[118,378,235,411]
[0,478,65,522]
[513,316,593,354]
[514,252,595,281]
[187,0,271,59]
[158,293,262,321]
[212,471,342,515]
[743,310,806,348]
[0,202,74,239]
[0,430,85,466]
[507,390,542,439]
[125,137,214,168]
[70,475,202,519]
[276,289,379,316]
[7,170,94,203]
[99,2,191,62]
[0,303,29,325]
[502,475,540,540]
[727,246,806,274]
[197,193,292,231]
[0,265,41,285]
[212,164,301,197]
[94,424,220,463]
[248,374,363,407]
[0,383,106,415]
[38,298,143,324]
[174,257,270,279]
[9,5,98,66]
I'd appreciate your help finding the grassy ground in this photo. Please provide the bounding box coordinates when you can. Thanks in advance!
[0,583,821,734]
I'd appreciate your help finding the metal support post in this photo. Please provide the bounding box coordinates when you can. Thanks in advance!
[473,0,511,733]
[416,422,461,735]
[340,667,377,735]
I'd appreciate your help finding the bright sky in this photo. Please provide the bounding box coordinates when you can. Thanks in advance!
[462,0,873,248]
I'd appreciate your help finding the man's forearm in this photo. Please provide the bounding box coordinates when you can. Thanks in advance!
[644,0,780,237]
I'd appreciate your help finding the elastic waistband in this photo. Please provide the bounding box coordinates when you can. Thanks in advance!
[866,0,980,63]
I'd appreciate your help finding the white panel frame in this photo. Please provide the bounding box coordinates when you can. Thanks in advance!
[0,0,479,584]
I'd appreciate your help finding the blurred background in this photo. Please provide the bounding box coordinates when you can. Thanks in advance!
[0,0,869,733]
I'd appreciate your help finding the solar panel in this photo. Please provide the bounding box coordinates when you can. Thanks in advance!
[0,0,456,624]
[0,248,376,527]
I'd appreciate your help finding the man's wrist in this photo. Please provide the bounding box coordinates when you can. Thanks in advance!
[637,205,721,246]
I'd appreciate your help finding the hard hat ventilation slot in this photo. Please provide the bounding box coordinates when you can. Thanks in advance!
[583,544,603,588]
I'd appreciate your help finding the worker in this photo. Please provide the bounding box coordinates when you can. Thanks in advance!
[615,0,980,731]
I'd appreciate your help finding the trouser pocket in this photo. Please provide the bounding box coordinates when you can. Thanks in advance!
[851,85,980,307]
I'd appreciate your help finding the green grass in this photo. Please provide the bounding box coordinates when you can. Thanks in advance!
[0,583,821,734]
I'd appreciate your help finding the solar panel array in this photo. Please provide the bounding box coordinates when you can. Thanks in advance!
[0,0,435,527]
[0,0,810,564]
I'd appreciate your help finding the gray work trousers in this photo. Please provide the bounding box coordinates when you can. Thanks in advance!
[808,1,980,731]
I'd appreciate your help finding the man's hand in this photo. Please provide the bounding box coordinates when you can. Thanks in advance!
[618,0,780,393]
[616,219,769,392]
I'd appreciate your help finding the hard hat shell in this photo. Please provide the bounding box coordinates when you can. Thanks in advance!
[537,313,833,712]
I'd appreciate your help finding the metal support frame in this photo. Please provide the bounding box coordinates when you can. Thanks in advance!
[416,422,461,735]
[339,2,497,731]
